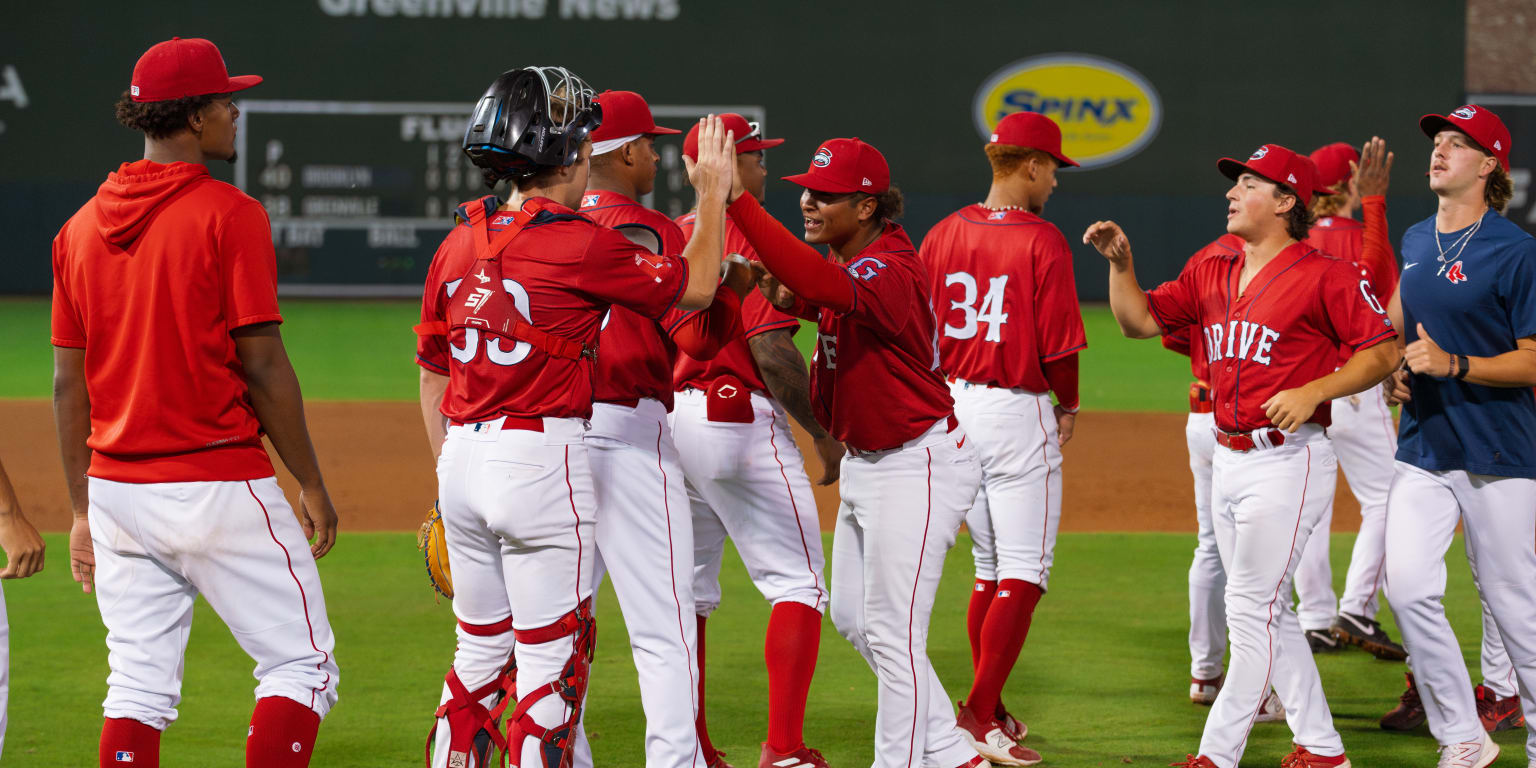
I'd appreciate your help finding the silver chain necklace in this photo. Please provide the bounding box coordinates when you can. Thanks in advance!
[1434,212,1485,276]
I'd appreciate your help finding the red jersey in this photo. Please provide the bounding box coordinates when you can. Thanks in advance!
[1146,241,1396,432]
[579,190,692,410]
[416,196,688,422]
[672,212,801,394]
[1161,235,1246,382]
[920,205,1086,391]
[51,160,279,483]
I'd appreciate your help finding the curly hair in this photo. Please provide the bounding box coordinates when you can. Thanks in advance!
[984,143,1050,180]
[1274,184,1316,240]
[853,186,904,222]
[1486,164,1513,213]
[1310,190,1350,218]
[114,90,222,139]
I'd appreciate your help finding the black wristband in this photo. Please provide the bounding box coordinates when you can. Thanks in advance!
[1455,354,1471,380]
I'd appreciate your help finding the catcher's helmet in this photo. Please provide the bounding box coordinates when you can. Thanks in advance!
[463,66,602,182]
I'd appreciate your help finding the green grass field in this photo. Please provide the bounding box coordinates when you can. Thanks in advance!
[3,532,1509,767]
[0,298,1192,411]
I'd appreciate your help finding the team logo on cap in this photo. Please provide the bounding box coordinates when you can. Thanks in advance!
[1250,146,1269,160]
[973,53,1161,170]
[1453,106,1477,120]
[812,149,833,167]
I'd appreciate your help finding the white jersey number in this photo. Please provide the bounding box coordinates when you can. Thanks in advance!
[448,278,535,366]
[943,272,1010,342]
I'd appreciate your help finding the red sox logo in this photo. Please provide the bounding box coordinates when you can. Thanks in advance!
[1445,261,1468,284]
[846,256,888,281]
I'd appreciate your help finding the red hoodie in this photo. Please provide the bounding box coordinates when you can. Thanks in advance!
[51,160,281,483]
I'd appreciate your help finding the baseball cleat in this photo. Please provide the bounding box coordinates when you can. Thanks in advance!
[1169,755,1218,767]
[1380,672,1426,731]
[1474,684,1525,732]
[1279,745,1350,767]
[1330,613,1408,661]
[951,757,991,768]
[955,703,1042,766]
[1255,689,1287,723]
[758,743,829,768]
[1434,732,1498,768]
[1190,675,1223,705]
[707,749,736,768]
[994,700,1027,741]
[1305,628,1341,653]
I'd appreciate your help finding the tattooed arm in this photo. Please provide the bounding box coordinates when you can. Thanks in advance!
[748,328,844,485]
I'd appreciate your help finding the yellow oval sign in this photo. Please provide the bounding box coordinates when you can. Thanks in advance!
[974,54,1161,170]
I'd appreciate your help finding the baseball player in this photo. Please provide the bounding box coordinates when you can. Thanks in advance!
[0,457,45,759]
[570,89,752,768]
[1380,104,1536,768]
[919,111,1085,767]
[1087,142,1399,768]
[670,114,838,768]
[729,138,986,768]
[414,66,736,768]
[51,38,340,767]
[1288,139,1407,658]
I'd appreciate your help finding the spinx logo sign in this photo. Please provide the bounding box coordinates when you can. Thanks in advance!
[974,54,1162,170]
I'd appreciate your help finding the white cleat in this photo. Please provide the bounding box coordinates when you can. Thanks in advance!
[1435,732,1499,768]
[1254,689,1286,723]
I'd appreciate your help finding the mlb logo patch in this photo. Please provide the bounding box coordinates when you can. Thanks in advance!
[582,193,601,208]
[492,215,515,225]
[115,752,135,763]
[988,211,1007,220]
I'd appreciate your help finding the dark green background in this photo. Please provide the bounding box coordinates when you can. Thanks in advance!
[0,0,1466,296]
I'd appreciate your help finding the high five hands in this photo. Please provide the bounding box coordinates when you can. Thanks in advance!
[1350,136,1393,198]
[681,115,738,205]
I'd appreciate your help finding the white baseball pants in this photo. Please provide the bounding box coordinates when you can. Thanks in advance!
[1479,595,1518,698]
[87,476,339,731]
[1385,461,1536,762]
[951,383,1061,590]
[1200,426,1344,768]
[1183,411,1227,681]
[437,416,595,768]
[573,398,702,768]
[670,389,827,617]
[829,417,981,768]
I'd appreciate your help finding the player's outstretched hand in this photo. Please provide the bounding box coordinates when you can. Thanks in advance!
[1405,323,1453,378]
[748,261,797,309]
[1351,136,1393,198]
[1054,405,1076,446]
[69,516,94,593]
[684,115,737,206]
[1383,366,1412,405]
[299,485,339,559]
[0,508,44,579]
[811,434,844,485]
[1082,221,1132,264]
[1262,384,1324,432]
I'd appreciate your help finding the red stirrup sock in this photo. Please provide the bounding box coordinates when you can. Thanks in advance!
[246,696,321,768]
[695,614,722,763]
[965,579,1045,718]
[967,579,999,671]
[101,718,161,767]
[764,601,823,753]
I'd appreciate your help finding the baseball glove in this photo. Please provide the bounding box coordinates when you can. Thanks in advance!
[417,501,453,599]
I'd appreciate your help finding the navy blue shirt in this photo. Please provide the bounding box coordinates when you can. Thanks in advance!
[1397,209,1536,477]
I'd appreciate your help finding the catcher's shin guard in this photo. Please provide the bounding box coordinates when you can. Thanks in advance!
[426,620,519,768]
[506,598,595,768]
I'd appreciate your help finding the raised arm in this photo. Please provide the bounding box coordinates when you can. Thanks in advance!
[232,323,338,558]
[727,193,855,312]
[1083,221,1161,338]
[673,117,737,310]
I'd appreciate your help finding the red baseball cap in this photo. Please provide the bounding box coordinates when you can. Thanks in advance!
[1217,143,1320,207]
[1420,104,1511,171]
[989,112,1079,168]
[589,90,681,142]
[1309,142,1359,194]
[682,113,785,161]
[130,37,261,102]
[782,137,889,195]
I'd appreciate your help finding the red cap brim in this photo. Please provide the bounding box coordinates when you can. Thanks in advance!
[781,171,860,194]
[739,137,785,153]
[1419,114,1455,140]
[1217,158,1260,183]
[226,74,263,94]
[1049,149,1080,168]
[646,125,682,135]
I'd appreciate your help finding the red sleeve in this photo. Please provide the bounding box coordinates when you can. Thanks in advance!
[665,285,743,361]
[576,226,690,319]
[50,228,86,348]
[219,200,283,331]
[414,231,460,374]
[726,194,855,312]
[1042,353,1079,411]
[1161,326,1192,358]
[741,289,801,338]
[1145,272,1200,334]
[1033,226,1087,361]
[1320,259,1397,351]
[1359,195,1397,300]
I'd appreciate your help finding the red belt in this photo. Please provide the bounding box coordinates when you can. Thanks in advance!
[451,416,544,433]
[1189,381,1213,414]
[847,414,959,457]
[1214,428,1284,452]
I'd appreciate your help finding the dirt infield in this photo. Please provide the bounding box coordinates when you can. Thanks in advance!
[0,400,1366,534]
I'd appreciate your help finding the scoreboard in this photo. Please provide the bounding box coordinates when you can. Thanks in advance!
[234,100,765,296]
